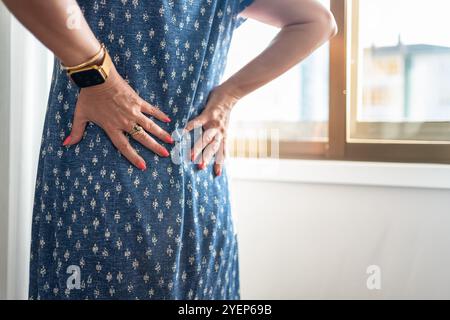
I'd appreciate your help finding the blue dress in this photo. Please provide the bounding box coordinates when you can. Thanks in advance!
[29,0,255,300]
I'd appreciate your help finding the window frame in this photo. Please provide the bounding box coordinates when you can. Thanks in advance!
[233,0,450,164]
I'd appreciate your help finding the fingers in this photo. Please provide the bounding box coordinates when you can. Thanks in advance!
[200,133,222,170]
[139,99,171,123]
[137,114,174,144]
[63,108,87,146]
[214,139,226,177]
[191,128,224,177]
[108,130,147,171]
[185,115,206,133]
[191,127,218,165]
[130,130,170,158]
[213,163,222,177]
[129,114,172,157]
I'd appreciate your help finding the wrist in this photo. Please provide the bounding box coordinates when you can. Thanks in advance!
[60,43,103,68]
[80,64,121,95]
[66,44,115,89]
[217,79,244,101]
[61,43,103,71]
[216,81,244,108]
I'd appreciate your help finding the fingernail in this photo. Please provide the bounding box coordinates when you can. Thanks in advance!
[63,136,71,146]
[198,162,205,170]
[165,135,174,144]
[164,117,171,123]
[137,161,147,171]
[215,167,222,177]
[191,150,195,162]
[161,149,170,157]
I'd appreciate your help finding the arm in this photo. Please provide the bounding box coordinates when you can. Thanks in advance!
[222,0,338,100]
[2,0,99,66]
[3,0,173,170]
[186,0,337,176]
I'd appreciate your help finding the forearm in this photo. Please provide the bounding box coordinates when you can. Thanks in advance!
[3,0,100,66]
[220,0,337,101]
[222,21,335,100]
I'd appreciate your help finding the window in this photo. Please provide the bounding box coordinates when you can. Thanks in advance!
[225,0,450,163]
[349,0,450,143]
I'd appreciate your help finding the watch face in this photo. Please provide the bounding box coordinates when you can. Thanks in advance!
[70,69,106,88]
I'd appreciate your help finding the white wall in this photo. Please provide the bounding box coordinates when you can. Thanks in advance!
[0,4,52,299]
[230,162,450,300]
[0,3,11,301]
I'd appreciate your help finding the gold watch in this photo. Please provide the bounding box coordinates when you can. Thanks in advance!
[61,44,113,88]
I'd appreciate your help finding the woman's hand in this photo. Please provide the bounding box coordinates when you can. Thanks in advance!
[184,85,240,177]
[63,67,174,171]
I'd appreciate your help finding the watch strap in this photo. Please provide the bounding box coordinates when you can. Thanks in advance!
[61,44,104,71]
[67,45,112,80]
[100,47,113,78]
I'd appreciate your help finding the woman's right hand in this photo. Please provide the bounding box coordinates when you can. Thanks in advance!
[62,66,174,171]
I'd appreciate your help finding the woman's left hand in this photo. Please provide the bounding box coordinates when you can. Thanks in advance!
[184,85,240,177]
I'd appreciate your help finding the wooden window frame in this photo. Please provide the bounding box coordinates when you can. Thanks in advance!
[259,0,450,164]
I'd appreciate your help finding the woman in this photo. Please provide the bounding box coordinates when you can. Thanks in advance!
[4,0,337,300]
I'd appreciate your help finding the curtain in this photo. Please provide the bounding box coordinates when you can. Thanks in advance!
[0,3,53,300]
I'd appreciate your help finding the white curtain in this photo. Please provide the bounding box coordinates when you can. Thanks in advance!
[0,3,53,300]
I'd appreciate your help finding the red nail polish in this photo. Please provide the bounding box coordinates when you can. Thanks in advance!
[164,117,171,123]
[63,136,72,146]
[137,161,147,171]
[162,149,170,157]
[191,150,195,162]
[216,168,222,176]
[165,136,174,144]
[198,162,205,170]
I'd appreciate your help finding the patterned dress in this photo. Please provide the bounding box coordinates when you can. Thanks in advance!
[29,0,255,300]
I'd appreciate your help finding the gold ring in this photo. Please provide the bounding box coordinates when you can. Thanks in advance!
[129,123,143,136]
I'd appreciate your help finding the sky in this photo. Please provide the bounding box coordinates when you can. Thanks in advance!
[360,0,450,48]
